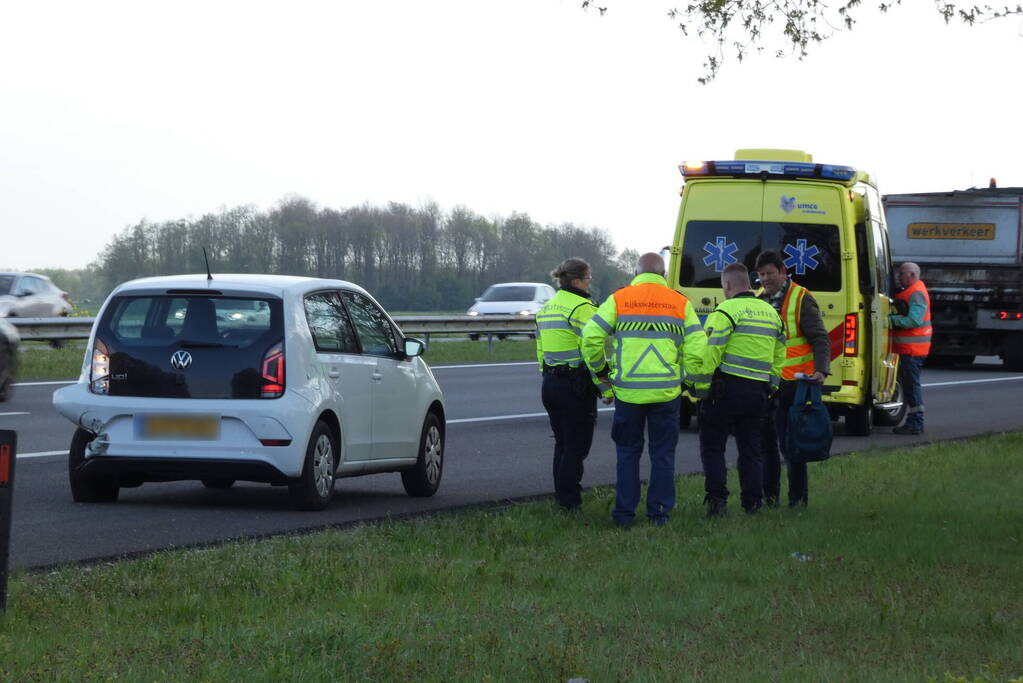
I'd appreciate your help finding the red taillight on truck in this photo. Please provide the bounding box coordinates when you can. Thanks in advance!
[843,313,858,357]
[261,342,285,398]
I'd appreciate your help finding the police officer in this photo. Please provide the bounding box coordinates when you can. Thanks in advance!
[695,262,785,517]
[535,258,610,511]
[581,252,706,527]
[891,262,932,435]
[755,249,830,508]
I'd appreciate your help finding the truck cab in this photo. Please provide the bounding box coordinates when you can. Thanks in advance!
[670,149,905,435]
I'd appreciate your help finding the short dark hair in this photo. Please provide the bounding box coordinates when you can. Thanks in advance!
[755,249,786,272]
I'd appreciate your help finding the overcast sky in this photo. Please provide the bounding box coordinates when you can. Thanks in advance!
[3,0,1022,271]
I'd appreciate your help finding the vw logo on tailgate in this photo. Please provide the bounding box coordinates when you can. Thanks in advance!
[170,350,193,370]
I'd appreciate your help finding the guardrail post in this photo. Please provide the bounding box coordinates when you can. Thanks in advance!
[0,430,16,612]
[487,333,494,354]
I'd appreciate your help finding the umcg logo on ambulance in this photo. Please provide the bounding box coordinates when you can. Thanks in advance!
[780,196,826,215]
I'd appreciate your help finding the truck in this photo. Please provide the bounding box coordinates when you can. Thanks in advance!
[883,187,1023,371]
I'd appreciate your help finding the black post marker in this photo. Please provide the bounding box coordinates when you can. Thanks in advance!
[0,430,17,612]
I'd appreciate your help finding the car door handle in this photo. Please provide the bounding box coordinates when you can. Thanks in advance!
[372,372,382,382]
[328,368,341,378]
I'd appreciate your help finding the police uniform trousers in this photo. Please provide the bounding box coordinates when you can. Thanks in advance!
[762,382,808,506]
[541,368,597,509]
[699,372,769,511]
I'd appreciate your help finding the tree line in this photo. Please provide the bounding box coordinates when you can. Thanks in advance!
[55,196,639,311]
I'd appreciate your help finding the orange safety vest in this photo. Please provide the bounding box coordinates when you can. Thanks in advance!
[779,282,815,380]
[893,279,932,356]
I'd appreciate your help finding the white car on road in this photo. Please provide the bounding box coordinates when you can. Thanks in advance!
[53,274,445,510]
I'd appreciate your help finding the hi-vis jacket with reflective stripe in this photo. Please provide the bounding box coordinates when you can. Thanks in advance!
[777,281,814,380]
[891,279,932,357]
[581,273,707,404]
[535,288,611,396]
[697,292,786,394]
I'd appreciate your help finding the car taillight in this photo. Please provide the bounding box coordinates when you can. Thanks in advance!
[90,339,110,394]
[843,313,858,357]
[261,342,285,398]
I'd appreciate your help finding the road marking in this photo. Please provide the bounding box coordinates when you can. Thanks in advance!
[17,451,65,459]
[923,376,1023,388]
[448,407,614,424]
[432,361,535,370]
[0,412,29,417]
[12,380,76,387]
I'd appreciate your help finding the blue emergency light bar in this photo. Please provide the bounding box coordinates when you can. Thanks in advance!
[680,160,856,182]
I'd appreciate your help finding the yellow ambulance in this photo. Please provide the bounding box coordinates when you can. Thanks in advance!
[669,149,904,435]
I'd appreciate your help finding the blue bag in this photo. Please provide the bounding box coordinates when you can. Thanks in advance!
[785,380,833,464]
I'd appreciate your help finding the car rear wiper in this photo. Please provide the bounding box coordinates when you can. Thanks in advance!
[179,340,238,348]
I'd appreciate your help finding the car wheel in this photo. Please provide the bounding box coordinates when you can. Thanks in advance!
[202,479,235,489]
[402,412,444,497]
[0,341,14,402]
[289,420,337,511]
[845,403,873,436]
[873,379,908,427]
[68,428,119,502]
[468,334,480,342]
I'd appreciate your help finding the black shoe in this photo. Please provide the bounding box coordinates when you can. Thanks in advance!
[743,501,762,515]
[764,496,779,509]
[703,496,727,519]
[788,498,807,509]
[893,425,923,435]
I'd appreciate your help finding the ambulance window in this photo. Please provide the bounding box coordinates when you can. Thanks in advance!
[872,221,893,297]
[855,223,874,294]
[680,220,842,292]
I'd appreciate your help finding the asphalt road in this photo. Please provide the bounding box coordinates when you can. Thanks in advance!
[2,358,1022,570]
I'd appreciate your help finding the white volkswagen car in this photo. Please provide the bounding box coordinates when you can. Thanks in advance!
[52,274,445,510]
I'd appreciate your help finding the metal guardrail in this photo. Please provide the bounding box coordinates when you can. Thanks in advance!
[7,315,538,341]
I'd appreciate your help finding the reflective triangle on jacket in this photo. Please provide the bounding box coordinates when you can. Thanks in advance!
[626,343,675,378]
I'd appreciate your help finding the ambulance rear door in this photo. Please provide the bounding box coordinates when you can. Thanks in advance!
[860,184,899,402]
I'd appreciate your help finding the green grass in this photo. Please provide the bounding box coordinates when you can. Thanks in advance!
[13,340,537,381]
[2,435,1022,681]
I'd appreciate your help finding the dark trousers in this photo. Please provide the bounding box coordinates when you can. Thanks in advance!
[541,372,597,508]
[763,385,809,505]
[699,373,768,511]
[898,354,925,429]
[610,397,680,525]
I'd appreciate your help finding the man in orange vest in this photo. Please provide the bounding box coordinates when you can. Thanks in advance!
[891,262,932,435]
[755,250,831,508]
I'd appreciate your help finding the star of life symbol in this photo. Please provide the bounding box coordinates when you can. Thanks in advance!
[702,236,739,272]
[783,239,820,275]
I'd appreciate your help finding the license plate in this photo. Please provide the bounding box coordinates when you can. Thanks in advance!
[137,414,220,440]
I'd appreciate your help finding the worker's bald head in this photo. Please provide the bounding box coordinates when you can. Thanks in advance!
[635,252,665,277]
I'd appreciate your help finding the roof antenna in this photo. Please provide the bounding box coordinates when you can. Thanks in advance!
[203,247,213,282]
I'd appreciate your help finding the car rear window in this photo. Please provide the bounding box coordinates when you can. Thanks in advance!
[679,220,843,292]
[0,276,13,296]
[479,286,536,302]
[96,295,284,399]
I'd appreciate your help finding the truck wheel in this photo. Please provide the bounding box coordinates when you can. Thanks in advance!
[874,380,908,427]
[68,428,120,502]
[845,404,873,436]
[1003,335,1023,372]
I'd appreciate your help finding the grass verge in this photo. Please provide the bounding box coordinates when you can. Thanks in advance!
[2,434,1021,680]
[13,340,537,381]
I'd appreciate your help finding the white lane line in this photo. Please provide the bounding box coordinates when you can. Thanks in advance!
[12,380,76,387]
[448,407,614,425]
[0,412,29,417]
[432,361,535,370]
[923,376,1023,388]
[17,451,65,459]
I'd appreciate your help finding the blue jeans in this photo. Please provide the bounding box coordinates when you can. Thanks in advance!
[610,397,681,525]
[898,355,925,429]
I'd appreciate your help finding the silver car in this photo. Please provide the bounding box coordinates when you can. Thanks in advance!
[0,319,18,401]
[0,272,72,318]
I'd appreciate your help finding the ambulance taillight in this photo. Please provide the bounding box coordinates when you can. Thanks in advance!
[843,313,858,356]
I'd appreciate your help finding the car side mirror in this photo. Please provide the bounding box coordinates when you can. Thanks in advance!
[404,338,425,358]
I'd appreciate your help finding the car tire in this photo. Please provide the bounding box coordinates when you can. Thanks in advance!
[873,379,908,427]
[288,420,337,511]
[68,428,119,503]
[202,479,235,489]
[845,403,873,436]
[468,334,480,342]
[402,412,444,497]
